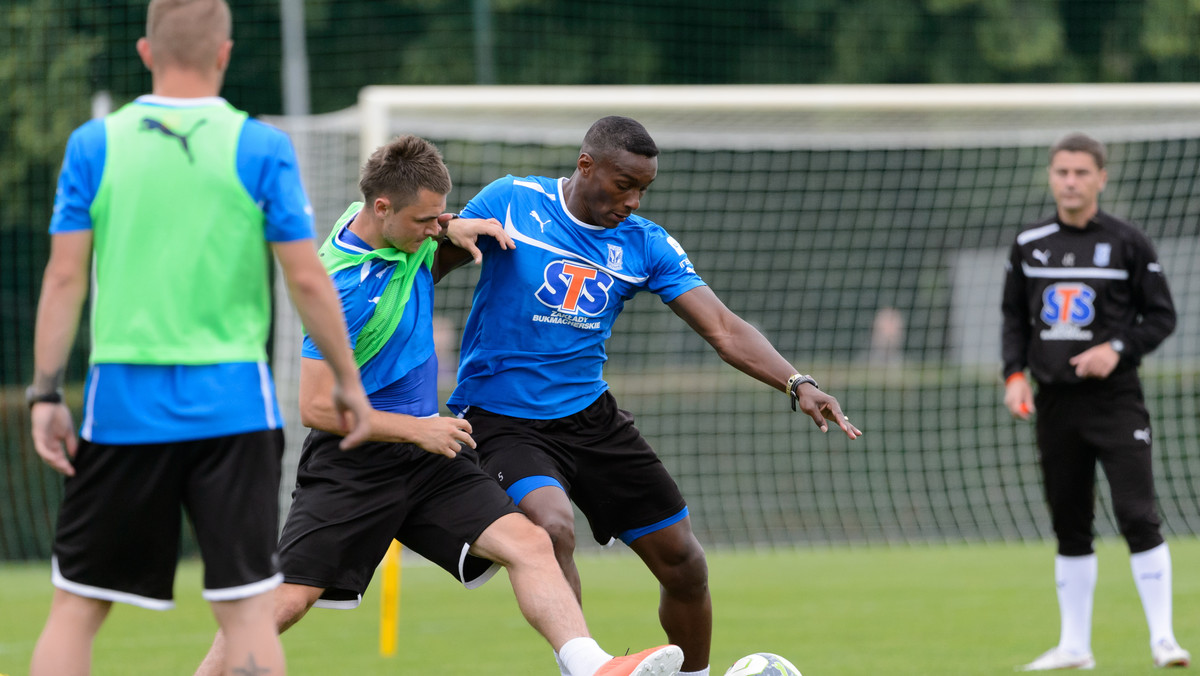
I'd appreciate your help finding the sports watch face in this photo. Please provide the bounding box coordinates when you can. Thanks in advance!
[1110,339,1125,354]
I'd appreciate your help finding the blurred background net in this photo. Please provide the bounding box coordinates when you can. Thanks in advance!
[3,0,1200,558]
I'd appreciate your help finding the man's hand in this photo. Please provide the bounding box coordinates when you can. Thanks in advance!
[793,383,862,439]
[329,383,373,450]
[31,402,78,476]
[1068,342,1120,379]
[442,214,514,264]
[409,416,476,458]
[1004,373,1035,420]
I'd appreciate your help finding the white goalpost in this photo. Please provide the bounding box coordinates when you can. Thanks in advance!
[359,83,1200,153]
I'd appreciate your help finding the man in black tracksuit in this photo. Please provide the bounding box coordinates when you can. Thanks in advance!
[1001,133,1189,671]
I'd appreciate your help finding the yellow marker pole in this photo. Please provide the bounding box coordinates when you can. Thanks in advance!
[379,539,402,657]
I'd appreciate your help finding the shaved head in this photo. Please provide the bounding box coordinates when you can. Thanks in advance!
[581,116,659,162]
[145,0,231,70]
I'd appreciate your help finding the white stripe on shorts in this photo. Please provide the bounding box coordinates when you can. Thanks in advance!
[52,555,175,611]
[202,572,283,602]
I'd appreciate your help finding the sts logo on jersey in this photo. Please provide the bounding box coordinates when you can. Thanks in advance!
[536,260,614,317]
[1039,282,1096,341]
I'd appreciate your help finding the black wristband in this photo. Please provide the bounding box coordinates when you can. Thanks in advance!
[25,385,64,408]
[786,373,819,411]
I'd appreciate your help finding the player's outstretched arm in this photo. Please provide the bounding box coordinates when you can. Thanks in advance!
[29,231,92,475]
[272,239,372,449]
[668,286,861,439]
[431,213,514,282]
[298,357,473,458]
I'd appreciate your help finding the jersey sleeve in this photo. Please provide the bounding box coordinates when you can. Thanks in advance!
[300,265,373,359]
[49,119,107,234]
[1000,238,1030,379]
[237,119,316,243]
[1120,228,1176,360]
[645,228,706,302]
[458,176,519,256]
[461,175,516,221]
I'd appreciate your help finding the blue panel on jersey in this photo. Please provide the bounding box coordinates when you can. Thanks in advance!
[364,354,438,417]
[81,362,282,444]
[49,119,106,234]
[237,118,314,242]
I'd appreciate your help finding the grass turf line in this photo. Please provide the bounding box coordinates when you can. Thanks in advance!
[0,538,1195,675]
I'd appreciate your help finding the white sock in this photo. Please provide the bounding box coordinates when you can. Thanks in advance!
[558,637,612,676]
[680,668,711,676]
[555,649,571,676]
[1055,553,1097,654]
[1131,542,1176,646]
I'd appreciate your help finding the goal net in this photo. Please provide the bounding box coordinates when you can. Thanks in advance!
[267,84,1200,547]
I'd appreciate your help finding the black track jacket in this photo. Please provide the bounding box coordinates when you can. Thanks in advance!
[1001,210,1176,385]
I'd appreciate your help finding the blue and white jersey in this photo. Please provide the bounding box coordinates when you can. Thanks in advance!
[447,175,706,419]
[301,217,438,417]
[52,96,314,444]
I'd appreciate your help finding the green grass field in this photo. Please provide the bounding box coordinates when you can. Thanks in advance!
[1,538,1197,675]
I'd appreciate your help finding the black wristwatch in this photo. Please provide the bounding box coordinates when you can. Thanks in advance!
[25,386,64,408]
[439,213,460,240]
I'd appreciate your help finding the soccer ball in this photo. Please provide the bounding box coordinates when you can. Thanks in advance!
[723,652,802,676]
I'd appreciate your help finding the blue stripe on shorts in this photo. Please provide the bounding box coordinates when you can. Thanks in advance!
[506,475,564,506]
[618,506,689,545]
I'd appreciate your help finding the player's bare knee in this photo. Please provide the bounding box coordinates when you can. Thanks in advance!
[274,585,319,632]
[656,541,709,596]
[502,515,556,564]
[534,514,577,556]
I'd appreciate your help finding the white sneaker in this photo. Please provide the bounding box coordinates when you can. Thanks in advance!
[1152,639,1191,668]
[1019,646,1096,671]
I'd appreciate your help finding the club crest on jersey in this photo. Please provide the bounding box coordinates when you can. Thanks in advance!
[536,260,614,317]
[1093,243,1111,266]
[606,244,624,271]
[1039,282,1096,341]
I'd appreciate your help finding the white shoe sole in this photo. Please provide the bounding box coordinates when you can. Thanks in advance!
[629,646,684,676]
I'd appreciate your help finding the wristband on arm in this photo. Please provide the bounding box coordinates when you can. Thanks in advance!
[786,373,819,411]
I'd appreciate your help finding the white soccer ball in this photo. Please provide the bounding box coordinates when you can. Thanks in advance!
[723,652,802,676]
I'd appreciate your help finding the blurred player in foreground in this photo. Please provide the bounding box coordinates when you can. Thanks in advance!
[27,0,372,674]
[447,115,862,676]
[1002,132,1189,671]
[194,135,683,676]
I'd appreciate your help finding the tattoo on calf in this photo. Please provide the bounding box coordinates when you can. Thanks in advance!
[232,654,271,676]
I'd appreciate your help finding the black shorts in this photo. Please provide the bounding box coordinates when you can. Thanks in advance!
[52,429,284,609]
[278,429,519,608]
[466,391,687,546]
[1035,375,1163,556]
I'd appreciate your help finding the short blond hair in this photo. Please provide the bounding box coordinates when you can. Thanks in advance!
[145,0,231,70]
